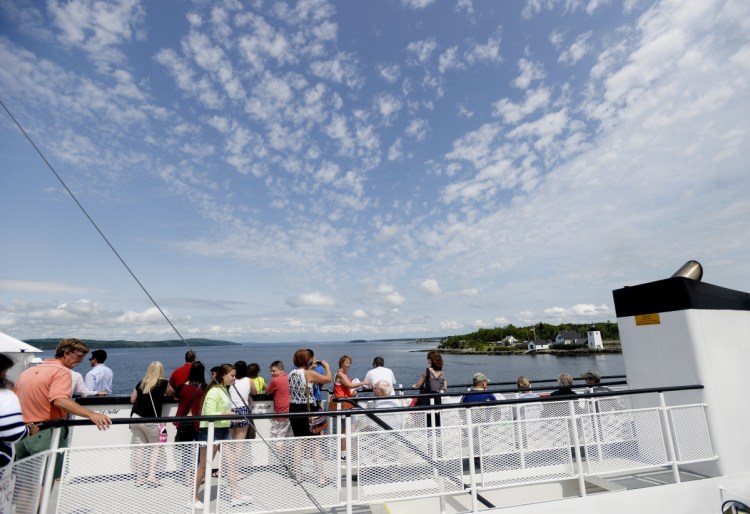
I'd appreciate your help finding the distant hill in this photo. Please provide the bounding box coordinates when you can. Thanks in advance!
[24,338,239,350]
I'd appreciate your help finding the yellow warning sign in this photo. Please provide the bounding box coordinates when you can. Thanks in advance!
[635,313,661,326]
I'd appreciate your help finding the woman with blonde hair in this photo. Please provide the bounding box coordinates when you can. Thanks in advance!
[130,361,174,487]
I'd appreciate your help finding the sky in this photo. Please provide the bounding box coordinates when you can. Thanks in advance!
[0,0,748,343]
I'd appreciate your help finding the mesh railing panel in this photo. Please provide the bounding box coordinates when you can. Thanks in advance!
[478,417,575,489]
[57,442,198,514]
[669,405,715,463]
[581,408,668,475]
[216,435,340,513]
[3,452,46,514]
[355,426,465,502]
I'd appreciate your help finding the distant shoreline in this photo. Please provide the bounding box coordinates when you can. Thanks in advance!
[25,338,240,350]
[415,345,622,356]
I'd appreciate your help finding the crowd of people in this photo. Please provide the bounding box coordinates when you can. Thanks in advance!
[3,338,614,507]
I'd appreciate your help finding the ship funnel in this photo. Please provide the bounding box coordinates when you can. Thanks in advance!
[671,259,703,281]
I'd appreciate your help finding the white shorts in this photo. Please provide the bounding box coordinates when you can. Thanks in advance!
[270,419,293,439]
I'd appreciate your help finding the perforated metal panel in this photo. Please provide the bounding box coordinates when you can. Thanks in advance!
[355,426,465,502]
[669,404,714,463]
[478,416,575,488]
[57,442,198,514]
[4,451,45,514]
[581,408,668,475]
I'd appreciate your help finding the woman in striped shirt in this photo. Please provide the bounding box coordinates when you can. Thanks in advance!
[1,354,38,469]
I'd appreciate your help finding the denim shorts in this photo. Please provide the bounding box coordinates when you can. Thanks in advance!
[196,427,230,442]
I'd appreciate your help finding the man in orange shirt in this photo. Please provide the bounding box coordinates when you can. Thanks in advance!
[14,338,111,467]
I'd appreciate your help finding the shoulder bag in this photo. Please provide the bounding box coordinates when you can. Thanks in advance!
[306,379,328,435]
[148,388,168,444]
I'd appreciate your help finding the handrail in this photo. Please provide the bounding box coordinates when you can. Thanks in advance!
[44,383,702,429]
[324,374,628,393]
[347,380,629,399]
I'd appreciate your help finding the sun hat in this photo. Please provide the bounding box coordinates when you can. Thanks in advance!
[581,370,601,380]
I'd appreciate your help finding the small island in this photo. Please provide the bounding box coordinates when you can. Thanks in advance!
[437,322,621,356]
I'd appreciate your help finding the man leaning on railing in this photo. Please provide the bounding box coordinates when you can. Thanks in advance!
[13,338,111,476]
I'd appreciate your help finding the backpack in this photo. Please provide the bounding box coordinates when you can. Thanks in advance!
[416,368,444,406]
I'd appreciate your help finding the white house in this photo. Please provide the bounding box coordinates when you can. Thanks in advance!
[496,335,519,346]
[527,339,551,351]
[554,331,580,345]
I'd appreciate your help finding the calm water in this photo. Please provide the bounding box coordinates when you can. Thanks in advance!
[43,340,626,395]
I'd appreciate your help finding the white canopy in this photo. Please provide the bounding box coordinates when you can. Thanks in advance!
[0,331,42,353]
[1,332,43,383]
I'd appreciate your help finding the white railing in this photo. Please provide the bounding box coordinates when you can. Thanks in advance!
[3,387,716,514]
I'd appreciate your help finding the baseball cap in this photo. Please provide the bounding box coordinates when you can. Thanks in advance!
[581,370,601,380]
[473,372,488,383]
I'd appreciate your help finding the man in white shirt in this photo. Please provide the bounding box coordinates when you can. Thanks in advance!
[71,370,106,397]
[363,357,397,395]
[85,349,113,394]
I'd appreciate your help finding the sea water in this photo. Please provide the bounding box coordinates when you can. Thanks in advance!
[41,340,626,395]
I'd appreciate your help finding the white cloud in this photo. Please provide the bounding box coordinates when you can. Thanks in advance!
[405,118,429,141]
[352,309,367,318]
[373,284,405,306]
[388,138,403,160]
[402,0,436,9]
[440,320,463,330]
[406,38,438,65]
[514,58,546,89]
[419,279,442,296]
[465,34,502,64]
[438,46,462,73]
[462,288,479,296]
[0,279,98,294]
[286,292,336,307]
[376,63,400,83]
[493,86,551,124]
[559,31,593,64]
[310,52,363,89]
[456,0,474,15]
[375,93,402,123]
[542,304,611,319]
[47,0,145,71]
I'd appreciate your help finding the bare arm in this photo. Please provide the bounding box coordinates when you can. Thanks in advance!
[166,383,175,397]
[130,388,138,403]
[52,397,111,430]
[412,375,425,389]
[335,370,359,388]
[305,361,332,384]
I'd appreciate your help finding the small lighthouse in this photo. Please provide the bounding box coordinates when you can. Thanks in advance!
[587,324,603,350]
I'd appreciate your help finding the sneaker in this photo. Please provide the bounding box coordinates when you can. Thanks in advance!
[230,495,253,506]
[193,500,204,510]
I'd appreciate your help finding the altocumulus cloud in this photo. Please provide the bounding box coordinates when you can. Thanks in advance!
[286,292,336,307]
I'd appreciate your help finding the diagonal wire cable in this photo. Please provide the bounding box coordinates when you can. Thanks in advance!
[3,96,327,511]
[0,97,192,352]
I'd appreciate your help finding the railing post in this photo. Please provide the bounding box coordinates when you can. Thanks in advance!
[466,407,478,513]
[202,422,215,511]
[345,414,353,514]
[568,401,586,497]
[658,392,681,483]
[38,426,62,514]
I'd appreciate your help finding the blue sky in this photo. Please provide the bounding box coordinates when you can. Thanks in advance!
[1,0,748,343]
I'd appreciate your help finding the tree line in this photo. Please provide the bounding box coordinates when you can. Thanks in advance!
[440,322,619,350]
